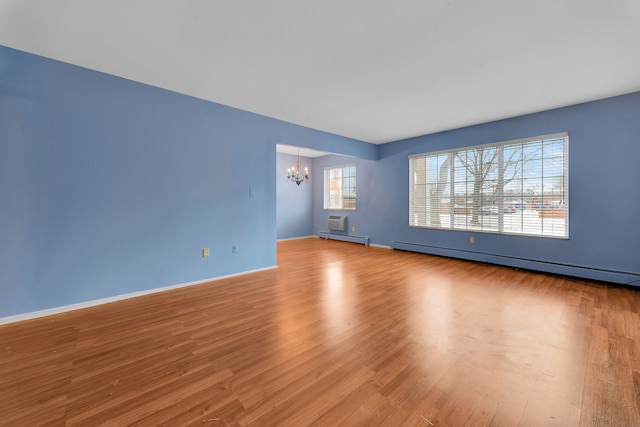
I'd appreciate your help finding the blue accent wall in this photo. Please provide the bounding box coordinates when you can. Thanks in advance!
[2,44,638,319]
[313,93,640,285]
[0,45,371,318]
[311,154,378,239]
[276,152,313,239]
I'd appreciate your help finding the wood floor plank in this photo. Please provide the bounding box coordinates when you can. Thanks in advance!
[1,238,639,426]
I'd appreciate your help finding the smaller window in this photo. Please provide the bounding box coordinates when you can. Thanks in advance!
[324,164,356,210]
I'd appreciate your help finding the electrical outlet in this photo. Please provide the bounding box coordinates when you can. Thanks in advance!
[469,236,475,244]
[202,248,210,257]
[232,245,238,254]
[352,226,356,232]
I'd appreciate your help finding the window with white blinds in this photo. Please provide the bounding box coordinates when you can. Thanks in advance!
[324,164,356,210]
[409,133,568,238]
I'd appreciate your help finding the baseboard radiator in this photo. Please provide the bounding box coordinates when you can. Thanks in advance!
[319,231,369,246]
[391,240,640,286]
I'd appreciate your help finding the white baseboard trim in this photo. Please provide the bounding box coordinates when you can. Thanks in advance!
[0,265,278,326]
[369,243,392,249]
[277,235,316,242]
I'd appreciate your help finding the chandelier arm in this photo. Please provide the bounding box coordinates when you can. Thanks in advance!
[286,147,310,186]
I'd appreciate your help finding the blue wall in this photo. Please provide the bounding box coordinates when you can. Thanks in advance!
[2,44,638,319]
[312,154,378,238]
[312,93,640,285]
[0,46,372,318]
[276,152,313,239]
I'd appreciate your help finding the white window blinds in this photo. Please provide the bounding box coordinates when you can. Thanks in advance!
[409,133,568,238]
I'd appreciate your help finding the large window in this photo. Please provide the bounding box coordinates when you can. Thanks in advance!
[409,133,568,238]
[324,164,356,210]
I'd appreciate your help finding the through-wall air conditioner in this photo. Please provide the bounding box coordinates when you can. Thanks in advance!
[327,215,347,231]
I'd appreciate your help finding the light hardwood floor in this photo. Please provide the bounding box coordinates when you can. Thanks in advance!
[1,238,639,426]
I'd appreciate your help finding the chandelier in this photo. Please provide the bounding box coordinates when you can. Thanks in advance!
[287,148,310,186]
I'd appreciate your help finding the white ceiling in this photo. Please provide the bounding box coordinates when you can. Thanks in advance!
[276,144,328,158]
[1,1,639,144]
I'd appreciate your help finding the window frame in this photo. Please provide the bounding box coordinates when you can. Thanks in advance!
[324,163,357,211]
[409,132,569,239]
